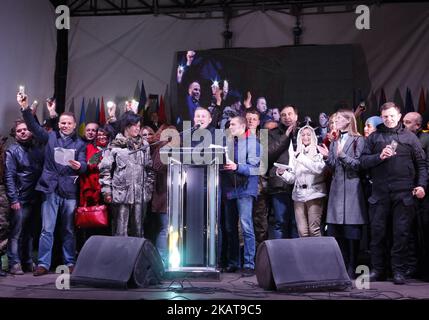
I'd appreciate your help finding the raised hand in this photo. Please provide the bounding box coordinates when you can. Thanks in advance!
[214,86,222,105]
[222,80,229,99]
[317,143,329,158]
[177,65,184,83]
[46,99,57,118]
[124,100,138,114]
[17,92,29,109]
[30,100,39,115]
[107,101,117,118]
[285,123,296,137]
[243,91,252,109]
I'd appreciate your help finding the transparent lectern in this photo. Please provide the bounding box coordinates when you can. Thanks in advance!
[160,147,224,280]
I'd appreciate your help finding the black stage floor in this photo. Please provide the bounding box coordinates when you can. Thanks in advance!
[0,271,428,301]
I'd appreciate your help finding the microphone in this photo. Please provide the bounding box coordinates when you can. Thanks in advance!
[178,123,201,136]
[129,137,173,154]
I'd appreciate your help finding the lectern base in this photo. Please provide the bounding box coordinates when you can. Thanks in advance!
[164,267,221,281]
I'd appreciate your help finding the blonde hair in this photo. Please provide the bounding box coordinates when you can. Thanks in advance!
[296,125,318,157]
[336,109,360,137]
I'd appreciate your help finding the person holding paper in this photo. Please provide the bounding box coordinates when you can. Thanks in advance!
[18,92,87,276]
[221,116,261,277]
[276,125,327,238]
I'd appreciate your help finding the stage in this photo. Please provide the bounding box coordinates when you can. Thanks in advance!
[0,272,428,301]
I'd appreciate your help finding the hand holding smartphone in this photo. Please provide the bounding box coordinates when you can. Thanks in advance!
[389,140,398,152]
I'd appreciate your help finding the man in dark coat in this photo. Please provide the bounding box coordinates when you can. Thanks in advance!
[267,105,299,239]
[5,119,44,274]
[402,112,429,279]
[0,135,9,276]
[360,102,427,285]
[18,92,87,276]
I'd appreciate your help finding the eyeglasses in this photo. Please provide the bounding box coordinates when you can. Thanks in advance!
[142,133,154,136]
[16,129,27,133]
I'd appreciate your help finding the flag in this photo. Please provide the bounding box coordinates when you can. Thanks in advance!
[95,98,100,123]
[158,95,167,124]
[164,84,171,124]
[138,80,147,115]
[379,88,386,107]
[369,90,378,116]
[393,88,404,113]
[78,97,86,137]
[417,88,426,115]
[99,96,106,126]
[133,80,141,101]
[404,87,415,114]
[355,88,364,135]
[69,97,75,114]
[85,98,91,121]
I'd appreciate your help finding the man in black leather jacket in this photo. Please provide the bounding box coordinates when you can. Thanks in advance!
[5,119,44,274]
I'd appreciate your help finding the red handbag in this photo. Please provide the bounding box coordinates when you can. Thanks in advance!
[75,204,109,228]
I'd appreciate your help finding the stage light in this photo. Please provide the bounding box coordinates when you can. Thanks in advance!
[168,226,181,269]
[107,101,114,108]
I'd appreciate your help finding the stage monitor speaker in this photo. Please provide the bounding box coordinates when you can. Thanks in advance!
[256,237,351,292]
[71,236,164,289]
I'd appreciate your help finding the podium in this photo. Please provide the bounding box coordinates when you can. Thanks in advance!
[160,147,224,280]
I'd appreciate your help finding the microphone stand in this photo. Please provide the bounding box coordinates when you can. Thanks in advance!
[179,124,201,136]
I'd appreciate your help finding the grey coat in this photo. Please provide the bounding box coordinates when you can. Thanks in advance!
[326,135,367,225]
[99,133,154,204]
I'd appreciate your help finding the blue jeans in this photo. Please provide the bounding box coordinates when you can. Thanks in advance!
[37,193,76,269]
[146,212,168,266]
[7,204,34,267]
[271,192,298,239]
[224,196,256,269]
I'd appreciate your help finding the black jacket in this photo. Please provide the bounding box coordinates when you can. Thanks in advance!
[4,140,44,205]
[360,123,427,201]
[22,108,87,199]
[267,122,298,193]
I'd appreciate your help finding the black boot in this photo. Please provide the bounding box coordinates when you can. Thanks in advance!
[347,240,360,280]
[336,237,351,278]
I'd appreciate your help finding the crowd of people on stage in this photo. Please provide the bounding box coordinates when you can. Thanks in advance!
[0,87,428,286]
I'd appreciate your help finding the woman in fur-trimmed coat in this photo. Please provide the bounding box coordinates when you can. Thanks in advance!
[99,112,154,237]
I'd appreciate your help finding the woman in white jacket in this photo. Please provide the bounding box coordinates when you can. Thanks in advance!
[276,125,327,237]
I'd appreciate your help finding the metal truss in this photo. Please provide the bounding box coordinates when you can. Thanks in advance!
[49,0,429,18]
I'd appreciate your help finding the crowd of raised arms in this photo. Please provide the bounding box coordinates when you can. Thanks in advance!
[0,89,427,285]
